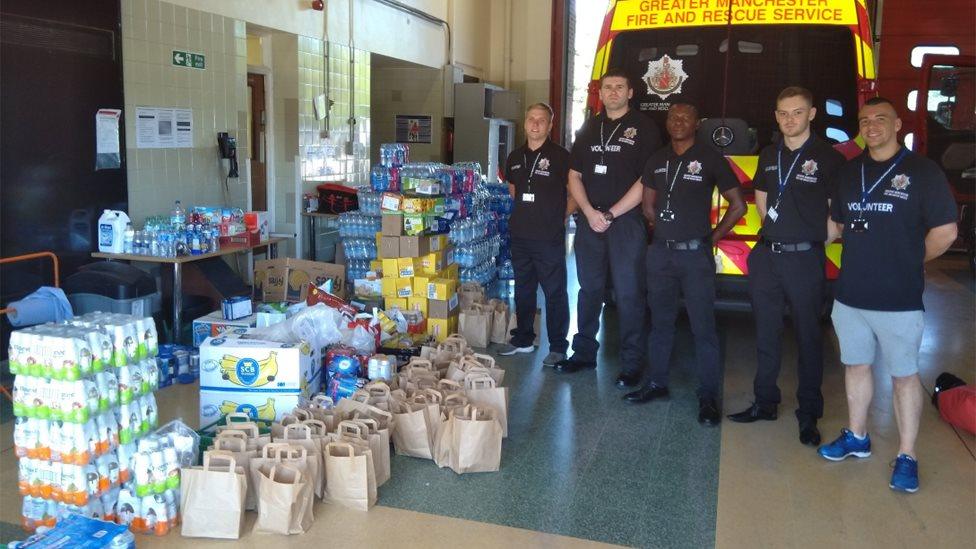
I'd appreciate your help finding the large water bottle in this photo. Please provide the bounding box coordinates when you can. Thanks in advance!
[170,201,186,230]
[122,224,135,255]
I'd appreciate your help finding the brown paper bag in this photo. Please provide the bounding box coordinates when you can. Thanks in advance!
[458,282,486,309]
[220,413,271,450]
[337,420,387,487]
[181,451,247,539]
[487,299,511,344]
[350,417,390,487]
[248,444,309,510]
[271,413,302,439]
[459,304,492,349]
[464,375,509,438]
[212,433,259,510]
[389,398,434,459]
[469,353,505,385]
[324,441,377,511]
[254,463,314,535]
[274,424,324,500]
[437,379,464,397]
[506,307,542,345]
[450,405,503,474]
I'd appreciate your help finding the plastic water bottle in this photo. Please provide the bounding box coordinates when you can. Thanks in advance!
[122,224,135,254]
[170,201,186,230]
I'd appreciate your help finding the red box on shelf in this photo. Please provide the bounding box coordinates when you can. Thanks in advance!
[219,232,260,248]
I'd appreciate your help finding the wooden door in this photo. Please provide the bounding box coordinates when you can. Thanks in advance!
[247,73,267,211]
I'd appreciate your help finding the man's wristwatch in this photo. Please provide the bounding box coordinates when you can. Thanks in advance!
[603,211,615,223]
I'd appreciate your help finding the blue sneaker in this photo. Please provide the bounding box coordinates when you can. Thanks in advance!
[818,428,872,461]
[889,454,919,493]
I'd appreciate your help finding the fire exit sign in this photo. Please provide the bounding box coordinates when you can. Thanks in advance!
[172,50,205,69]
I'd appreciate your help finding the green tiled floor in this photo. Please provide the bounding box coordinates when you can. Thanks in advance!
[379,313,724,548]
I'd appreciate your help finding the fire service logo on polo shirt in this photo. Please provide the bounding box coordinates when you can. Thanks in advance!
[802,160,818,176]
[687,160,702,175]
[643,55,688,100]
[891,174,911,190]
[623,127,638,139]
[537,158,550,171]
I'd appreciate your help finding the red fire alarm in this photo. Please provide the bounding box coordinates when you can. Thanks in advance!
[312,0,324,10]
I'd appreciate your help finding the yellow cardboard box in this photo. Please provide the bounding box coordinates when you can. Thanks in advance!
[412,275,432,296]
[381,278,398,298]
[385,297,408,310]
[408,296,428,316]
[427,317,450,342]
[381,259,399,278]
[397,257,419,278]
[427,234,449,252]
[421,250,449,274]
[371,260,383,275]
[395,277,414,298]
[426,278,457,301]
[402,197,429,214]
[438,263,460,280]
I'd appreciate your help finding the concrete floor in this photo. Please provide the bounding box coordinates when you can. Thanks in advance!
[0,253,972,548]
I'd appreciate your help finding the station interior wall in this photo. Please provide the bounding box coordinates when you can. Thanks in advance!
[120,0,554,251]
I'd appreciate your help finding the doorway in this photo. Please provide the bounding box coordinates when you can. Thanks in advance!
[247,72,268,211]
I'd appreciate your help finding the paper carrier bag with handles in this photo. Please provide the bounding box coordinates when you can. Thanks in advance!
[273,424,325,500]
[487,299,511,344]
[211,431,258,510]
[389,396,435,459]
[343,417,390,487]
[324,441,377,511]
[180,451,247,539]
[248,444,312,510]
[446,353,505,385]
[464,374,509,438]
[216,413,271,451]
[436,405,503,474]
[254,463,314,535]
[458,303,492,349]
[458,281,487,309]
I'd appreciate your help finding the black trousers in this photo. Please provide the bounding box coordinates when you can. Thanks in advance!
[747,243,825,421]
[510,236,570,353]
[572,212,647,372]
[646,241,721,399]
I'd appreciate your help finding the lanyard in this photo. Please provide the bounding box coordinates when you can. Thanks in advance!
[663,159,683,210]
[857,149,908,220]
[523,150,542,193]
[772,140,809,210]
[599,120,623,165]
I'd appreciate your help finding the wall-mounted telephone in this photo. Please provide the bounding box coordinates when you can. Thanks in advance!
[217,132,239,178]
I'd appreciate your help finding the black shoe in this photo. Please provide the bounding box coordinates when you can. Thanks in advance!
[932,372,967,409]
[698,398,721,426]
[726,403,777,423]
[554,358,596,373]
[616,372,641,389]
[799,420,821,446]
[624,383,669,403]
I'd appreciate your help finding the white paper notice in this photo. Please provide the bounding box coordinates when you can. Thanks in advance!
[156,108,175,148]
[175,108,193,148]
[95,109,121,154]
[136,107,159,148]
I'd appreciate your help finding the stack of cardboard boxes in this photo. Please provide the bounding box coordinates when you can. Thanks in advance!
[377,211,460,342]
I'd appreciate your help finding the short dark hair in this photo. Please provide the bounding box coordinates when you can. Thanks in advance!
[600,67,632,89]
[526,102,554,121]
[668,102,699,119]
[777,86,814,106]
[864,96,897,110]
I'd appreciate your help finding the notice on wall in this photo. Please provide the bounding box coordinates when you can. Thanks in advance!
[395,115,432,144]
[95,108,122,170]
[135,106,194,149]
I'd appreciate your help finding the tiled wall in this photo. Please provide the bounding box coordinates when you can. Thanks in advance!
[121,0,248,225]
[370,65,445,163]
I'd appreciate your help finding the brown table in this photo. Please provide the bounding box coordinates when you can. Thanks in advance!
[92,236,288,342]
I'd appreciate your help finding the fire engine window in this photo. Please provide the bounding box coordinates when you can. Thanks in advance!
[826,127,850,143]
[639,48,659,62]
[675,45,699,57]
[825,99,843,117]
[910,46,960,68]
[737,41,763,54]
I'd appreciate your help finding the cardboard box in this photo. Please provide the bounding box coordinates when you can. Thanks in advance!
[380,236,401,258]
[408,296,428,316]
[428,293,459,319]
[381,258,399,278]
[403,213,426,236]
[426,278,457,301]
[200,386,314,425]
[381,213,404,236]
[244,211,270,241]
[254,258,346,302]
[222,296,252,320]
[402,197,429,214]
[427,234,449,253]
[385,297,408,310]
[421,249,451,274]
[438,263,460,280]
[199,336,316,392]
[399,235,430,258]
[381,278,398,298]
[412,275,432,297]
[395,277,413,298]
[192,311,257,347]
[354,278,383,298]
[397,257,419,277]
[380,192,402,212]
[428,314,459,342]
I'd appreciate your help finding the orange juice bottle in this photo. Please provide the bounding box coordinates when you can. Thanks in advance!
[17,458,33,496]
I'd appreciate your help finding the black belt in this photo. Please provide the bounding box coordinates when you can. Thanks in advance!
[665,238,707,251]
[760,239,817,253]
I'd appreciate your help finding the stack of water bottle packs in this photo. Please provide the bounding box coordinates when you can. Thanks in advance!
[9,313,176,535]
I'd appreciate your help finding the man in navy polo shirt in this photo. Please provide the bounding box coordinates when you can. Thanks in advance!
[818,97,957,493]
[497,102,573,366]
